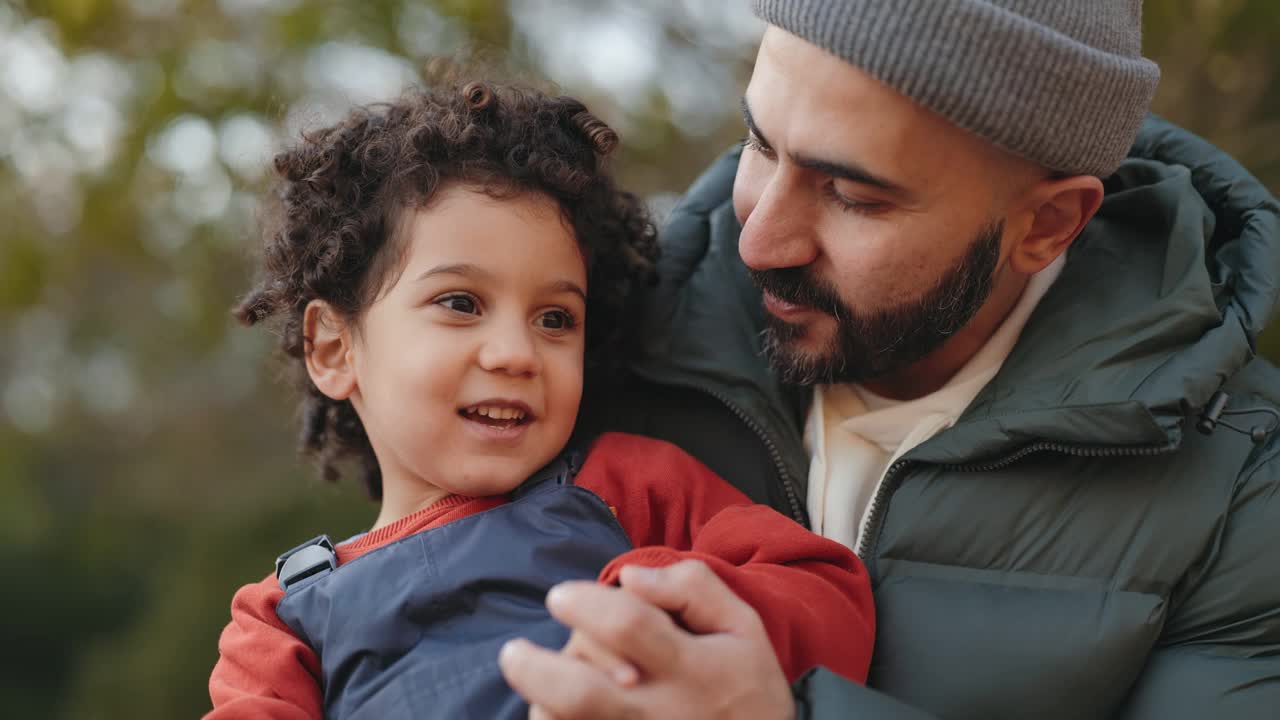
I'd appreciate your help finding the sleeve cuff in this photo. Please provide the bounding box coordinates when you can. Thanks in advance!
[597,546,688,585]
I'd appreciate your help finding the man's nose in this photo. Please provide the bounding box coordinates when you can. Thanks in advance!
[738,171,820,271]
[476,321,540,377]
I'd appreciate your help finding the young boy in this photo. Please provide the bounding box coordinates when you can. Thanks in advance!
[206,80,874,719]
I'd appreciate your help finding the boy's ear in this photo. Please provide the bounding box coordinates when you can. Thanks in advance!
[303,300,357,401]
[1008,174,1104,275]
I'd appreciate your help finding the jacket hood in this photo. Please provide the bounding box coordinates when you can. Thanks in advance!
[917,115,1280,463]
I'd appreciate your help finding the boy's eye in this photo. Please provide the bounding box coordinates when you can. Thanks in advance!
[435,294,479,315]
[538,309,576,331]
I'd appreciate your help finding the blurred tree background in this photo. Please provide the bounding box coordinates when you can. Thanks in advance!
[0,1,1276,716]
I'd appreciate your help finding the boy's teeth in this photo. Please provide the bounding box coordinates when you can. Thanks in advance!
[468,406,526,421]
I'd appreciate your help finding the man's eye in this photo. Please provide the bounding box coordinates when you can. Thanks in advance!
[742,134,774,158]
[823,184,887,215]
[435,294,479,315]
[538,310,576,331]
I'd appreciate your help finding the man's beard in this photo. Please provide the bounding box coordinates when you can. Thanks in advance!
[749,222,1002,386]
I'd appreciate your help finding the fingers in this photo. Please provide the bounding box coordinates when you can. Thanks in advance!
[498,638,634,720]
[563,630,640,687]
[618,560,759,635]
[545,580,682,677]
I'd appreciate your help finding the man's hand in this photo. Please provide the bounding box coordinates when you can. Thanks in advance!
[498,560,797,720]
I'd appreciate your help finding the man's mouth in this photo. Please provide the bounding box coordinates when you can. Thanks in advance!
[458,402,533,430]
[763,291,819,319]
[748,267,842,320]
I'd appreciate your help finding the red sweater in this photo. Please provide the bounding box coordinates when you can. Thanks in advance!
[206,433,874,719]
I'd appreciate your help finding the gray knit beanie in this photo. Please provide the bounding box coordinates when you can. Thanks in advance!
[752,0,1161,177]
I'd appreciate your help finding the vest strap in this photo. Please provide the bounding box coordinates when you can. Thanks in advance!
[275,451,583,590]
[512,450,583,499]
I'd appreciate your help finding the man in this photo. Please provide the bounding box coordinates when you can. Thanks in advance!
[500,1,1280,718]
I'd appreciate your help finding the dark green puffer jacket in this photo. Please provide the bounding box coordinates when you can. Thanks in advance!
[583,116,1280,719]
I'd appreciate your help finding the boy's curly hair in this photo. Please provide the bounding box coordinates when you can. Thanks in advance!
[234,80,659,499]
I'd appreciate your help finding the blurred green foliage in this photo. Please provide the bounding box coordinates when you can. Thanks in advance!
[0,1,1276,716]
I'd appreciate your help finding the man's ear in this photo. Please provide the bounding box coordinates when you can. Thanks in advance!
[304,300,357,401]
[1008,174,1104,275]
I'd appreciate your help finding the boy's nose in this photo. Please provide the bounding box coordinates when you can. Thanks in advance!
[476,326,540,377]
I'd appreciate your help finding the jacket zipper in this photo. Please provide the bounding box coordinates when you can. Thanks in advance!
[698,386,808,525]
[855,439,1178,572]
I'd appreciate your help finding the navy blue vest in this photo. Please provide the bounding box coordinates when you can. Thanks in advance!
[274,455,633,719]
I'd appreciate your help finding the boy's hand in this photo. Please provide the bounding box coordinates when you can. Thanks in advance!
[499,560,796,720]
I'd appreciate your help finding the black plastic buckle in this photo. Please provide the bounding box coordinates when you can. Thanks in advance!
[275,534,337,591]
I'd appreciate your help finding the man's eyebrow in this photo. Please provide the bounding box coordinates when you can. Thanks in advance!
[794,155,910,198]
[740,96,913,200]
